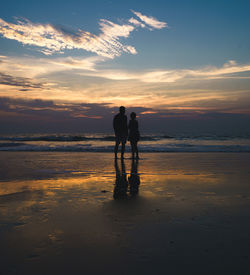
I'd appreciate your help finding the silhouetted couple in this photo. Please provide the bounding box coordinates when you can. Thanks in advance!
[113,106,140,159]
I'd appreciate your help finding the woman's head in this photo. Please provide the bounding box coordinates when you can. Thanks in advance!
[130,112,136,120]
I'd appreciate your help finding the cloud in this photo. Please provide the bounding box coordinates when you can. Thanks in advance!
[0,11,166,58]
[1,54,250,115]
[128,17,145,28]
[0,17,135,58]
[3,53,249,86]
[0,96,112,118]
[0,96,154,133]
[49,56,104,71]
[82,60,250,83]
[0,55,105,82]
[140,60,250,83]
[0,72,44,88]
[1,96,250,135]
[131,10,167,29]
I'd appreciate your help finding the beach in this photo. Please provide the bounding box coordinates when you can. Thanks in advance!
[1,152,250,274]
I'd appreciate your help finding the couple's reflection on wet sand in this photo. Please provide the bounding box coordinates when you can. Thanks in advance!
[113,158,140,200]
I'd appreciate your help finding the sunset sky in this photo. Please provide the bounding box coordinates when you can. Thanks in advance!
[0,0,250,133]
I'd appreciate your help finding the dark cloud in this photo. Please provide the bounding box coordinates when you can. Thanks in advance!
[52,24,81,39]
[0,72,43,88]
[0,96,249,135]
[0,97,151,133]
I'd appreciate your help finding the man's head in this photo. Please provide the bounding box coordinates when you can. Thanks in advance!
[119,106,126,115]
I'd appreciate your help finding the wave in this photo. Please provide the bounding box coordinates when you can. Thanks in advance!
[0,142,26,147]
[0,135,106,142]
[1,144,250,152]
[1,133,250,142]
[0,135,165,142]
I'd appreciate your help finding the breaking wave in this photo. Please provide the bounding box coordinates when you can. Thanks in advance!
[0,143,249,152]
[0,133,250,142]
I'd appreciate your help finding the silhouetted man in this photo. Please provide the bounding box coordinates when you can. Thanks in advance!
[113,106,128,159]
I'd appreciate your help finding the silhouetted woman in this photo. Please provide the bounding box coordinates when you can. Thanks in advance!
[128,112,140,159]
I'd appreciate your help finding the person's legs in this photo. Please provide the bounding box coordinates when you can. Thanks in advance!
[135,141,139,158]
[130,141,134,158]
[114,138,120,158]
[121,141,125,158]
[130,141,136,158]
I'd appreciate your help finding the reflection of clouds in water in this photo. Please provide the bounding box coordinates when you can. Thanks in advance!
[1,153,250,227]
[48,229,64,243]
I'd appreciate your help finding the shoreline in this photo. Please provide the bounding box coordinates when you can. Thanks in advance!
[1,150,250,153]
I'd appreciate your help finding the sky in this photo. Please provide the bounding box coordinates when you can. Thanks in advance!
[0,0,250,134]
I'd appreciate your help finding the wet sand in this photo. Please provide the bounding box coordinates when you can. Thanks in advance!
[0,152,250,274]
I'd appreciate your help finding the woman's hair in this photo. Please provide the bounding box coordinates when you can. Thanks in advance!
[130,112,136,119]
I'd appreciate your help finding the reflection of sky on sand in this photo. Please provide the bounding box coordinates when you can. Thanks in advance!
[1,152,250,212]
[0,152,250,274]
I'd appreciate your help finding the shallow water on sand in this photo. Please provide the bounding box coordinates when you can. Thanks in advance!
[0,152,250,274]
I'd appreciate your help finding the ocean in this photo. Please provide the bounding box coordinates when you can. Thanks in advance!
[1,133,250,152]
